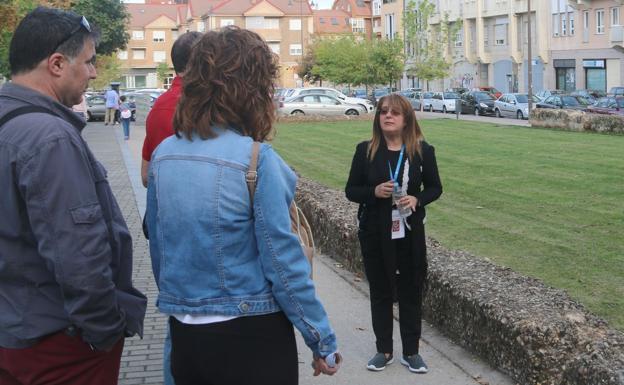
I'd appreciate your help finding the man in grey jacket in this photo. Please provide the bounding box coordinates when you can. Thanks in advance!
[0,7,147,385]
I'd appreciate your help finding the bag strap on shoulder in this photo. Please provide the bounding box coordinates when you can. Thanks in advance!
[246,141,260,202]
[0,106,58,130]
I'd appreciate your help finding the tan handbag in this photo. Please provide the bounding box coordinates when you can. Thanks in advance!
[246,142,314,277]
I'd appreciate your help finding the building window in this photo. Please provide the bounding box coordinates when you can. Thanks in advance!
[584,10,589,29]
[385,13,395,39]
[153,51,166,63]
[197,21,205,32]
[290,19,301,30]
[132,30,144,40]
[268,42,280,54]
[569,12,575,35]
[351,18,365,33]
[172,29,179,40]
[289,44,302,56]
[553,14,560,36]
[611,7,620,26]
[373,0,381,16]
[132,49,145,60]
[117,50,127,60]
[246,16,279,29]
[163,74,174,89]
[494,23,506,45]
[135,75,146,89]
[220,19,234,27]
[319,17,325,24]
[561,13,567,36]
[153,30,165,42]
[596,9,605,34]
[331,17,338,25]
[454,29,463,47]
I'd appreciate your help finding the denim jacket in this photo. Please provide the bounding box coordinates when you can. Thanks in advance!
[146,128,337,357]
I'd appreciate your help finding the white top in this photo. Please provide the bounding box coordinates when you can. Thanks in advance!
[172,314,239,325]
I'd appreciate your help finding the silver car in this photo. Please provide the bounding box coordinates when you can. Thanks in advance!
[279,94,366,116]
[494,93,538,120]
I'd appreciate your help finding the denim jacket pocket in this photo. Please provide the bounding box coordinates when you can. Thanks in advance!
[70,203,103,224]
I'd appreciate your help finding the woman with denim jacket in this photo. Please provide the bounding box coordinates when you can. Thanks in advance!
[145,27,340,385]
[345,94,442,374]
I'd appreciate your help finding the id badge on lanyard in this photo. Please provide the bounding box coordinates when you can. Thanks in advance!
[391,209,405,239]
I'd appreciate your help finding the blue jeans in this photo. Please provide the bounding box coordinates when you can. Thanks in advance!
[121,118,130,138]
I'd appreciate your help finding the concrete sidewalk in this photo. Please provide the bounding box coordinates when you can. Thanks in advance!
[84,122,515,385]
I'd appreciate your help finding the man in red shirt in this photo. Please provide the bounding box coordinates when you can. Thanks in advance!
[141,31,202,187]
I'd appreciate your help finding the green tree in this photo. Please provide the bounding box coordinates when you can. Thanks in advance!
[90,53,121,90]
[71,0,131,56]
[0,0,131,78]
[363,38,404,89]
[156,62,170,84]
[403,0,462,88]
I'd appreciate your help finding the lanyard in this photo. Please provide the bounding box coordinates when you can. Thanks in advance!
[387,144,405,184]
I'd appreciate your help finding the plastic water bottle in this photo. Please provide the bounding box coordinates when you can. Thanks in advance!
[392,186,412,218]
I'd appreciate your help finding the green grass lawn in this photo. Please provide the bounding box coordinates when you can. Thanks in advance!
[270,118,624,330]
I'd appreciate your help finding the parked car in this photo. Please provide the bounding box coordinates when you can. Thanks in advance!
[459,91,496,116]
[288,87,375,113]
[584,96,624,116]
[494,93,538,119]
[535,95,586,110]
[449,87,469,95]
[398,90,422,110]
[570,89,606,105]
[420,92,435,111]
[279,93,366,116]
[534,89,563,101]
[86,95,107,121]
[428,91,460,113]
[478,86,502,99]
[608,86,624,96]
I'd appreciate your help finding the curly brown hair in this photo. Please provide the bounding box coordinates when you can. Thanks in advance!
[173,26,278,141]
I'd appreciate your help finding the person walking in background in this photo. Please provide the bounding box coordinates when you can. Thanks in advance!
[119,95,131,139]
[104,83,119,125]
[345,94,442,374]
[140,30,201,385]
[0,7,147,384]
[141,31,201,188]
[145,26,340,385]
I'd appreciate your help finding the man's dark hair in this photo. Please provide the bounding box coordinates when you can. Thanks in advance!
[171,31,202,74]
[9,7,100,75]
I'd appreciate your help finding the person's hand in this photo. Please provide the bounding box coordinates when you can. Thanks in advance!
[374,180,394,198]
[311,353,342,376]
[398,195,418,211]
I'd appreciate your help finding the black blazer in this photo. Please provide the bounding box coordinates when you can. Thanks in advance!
[345,139,442,281]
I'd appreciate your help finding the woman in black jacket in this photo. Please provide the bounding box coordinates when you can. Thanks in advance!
[345,94,442,374]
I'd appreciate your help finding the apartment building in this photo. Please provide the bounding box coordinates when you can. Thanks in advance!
[119,3,186,89]
[312,9,353,37]
[425,0,549,93]
[120,0,314,88]
[550,0,624,92]
[332,0,375,38]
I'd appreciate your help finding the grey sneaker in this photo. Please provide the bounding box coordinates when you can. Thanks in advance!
[401,354,428,373]
[366,352,394,371]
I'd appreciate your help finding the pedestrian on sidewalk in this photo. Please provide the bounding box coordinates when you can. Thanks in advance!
[145,26,340,385]
[119,95,131,139]
[140,30,202,385]
[345,94,442,374]
[0,7,147,385]
[104,83,119,125]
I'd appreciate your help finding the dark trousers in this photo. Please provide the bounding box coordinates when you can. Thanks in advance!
[169,312,298,385]
[361,233,423,357]
[0,331,124,385]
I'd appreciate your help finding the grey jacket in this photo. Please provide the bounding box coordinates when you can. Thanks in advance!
[0,83,147,350]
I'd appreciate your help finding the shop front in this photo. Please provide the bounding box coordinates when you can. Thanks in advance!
[554,59,576,92]
[583,59,606,92]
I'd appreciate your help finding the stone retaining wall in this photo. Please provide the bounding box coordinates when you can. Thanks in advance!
[531,109,624,134]
[295,177,624,385]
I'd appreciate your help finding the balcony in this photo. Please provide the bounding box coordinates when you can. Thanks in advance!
[567,0,591,9]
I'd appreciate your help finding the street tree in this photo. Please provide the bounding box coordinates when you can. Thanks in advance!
[363,38,404,90]
[0,0,131,79]
[90,53,122,90]
[403,0,462,88]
